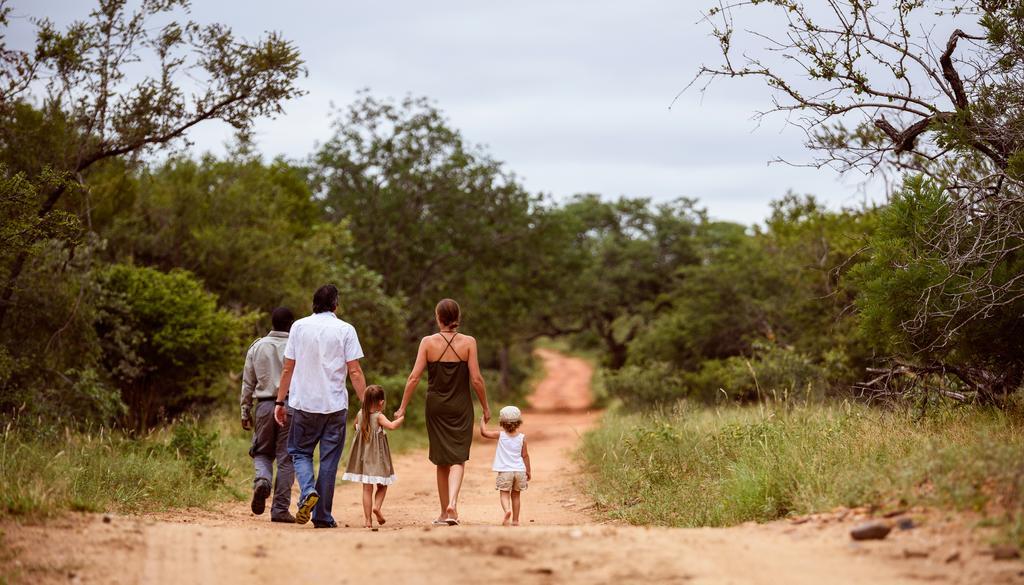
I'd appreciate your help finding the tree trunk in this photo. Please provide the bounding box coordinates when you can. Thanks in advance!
[604,333,628,370]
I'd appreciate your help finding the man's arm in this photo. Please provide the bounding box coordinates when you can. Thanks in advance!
[347,359,366,402]
[240,344,257,430]
[274,358,295,427]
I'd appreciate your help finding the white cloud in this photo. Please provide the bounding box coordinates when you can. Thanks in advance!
[18,0,887,224]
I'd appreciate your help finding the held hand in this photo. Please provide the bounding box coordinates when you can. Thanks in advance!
[394,407,405,420]
[274,405,287,427]
[482,406,492,423]
[527,471,532,481]
[241,417,252,431]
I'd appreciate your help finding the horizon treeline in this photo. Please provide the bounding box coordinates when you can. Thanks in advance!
[3,0,1022,433]
[7,91,1016,431]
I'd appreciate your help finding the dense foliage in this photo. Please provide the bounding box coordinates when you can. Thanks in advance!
[694,0,1024,403]
[2,0,1023,436]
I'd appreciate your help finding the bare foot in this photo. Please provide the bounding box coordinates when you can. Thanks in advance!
[373,508,386,526]
[445,505,458,521]
[511,521,520,526]
[502,511,512,526]
[363,522,372,529]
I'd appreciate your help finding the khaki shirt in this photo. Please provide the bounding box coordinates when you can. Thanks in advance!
[240,331,289,419]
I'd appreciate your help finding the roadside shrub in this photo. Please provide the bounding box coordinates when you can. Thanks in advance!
[603,362,685,409]
[682,343,831,403]
[168,420,228,485]
[94,264,251,430]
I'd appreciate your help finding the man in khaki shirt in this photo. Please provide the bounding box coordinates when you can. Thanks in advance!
[241,307,295,522]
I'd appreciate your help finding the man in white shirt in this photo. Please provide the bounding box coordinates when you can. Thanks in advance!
[274,284,367,527]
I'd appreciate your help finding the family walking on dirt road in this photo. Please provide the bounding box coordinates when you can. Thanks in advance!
[240,285,532,529]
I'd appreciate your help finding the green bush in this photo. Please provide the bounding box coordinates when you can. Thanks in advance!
[603,362,685,409]
[94,264,251,430]
[851,176,1024,403]
[682,343,831,403]
[168,420,229,485]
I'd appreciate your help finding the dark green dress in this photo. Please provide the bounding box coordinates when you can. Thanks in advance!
[425,333,473,466]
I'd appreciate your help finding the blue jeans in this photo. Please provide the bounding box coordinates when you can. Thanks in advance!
[287,408,347,525]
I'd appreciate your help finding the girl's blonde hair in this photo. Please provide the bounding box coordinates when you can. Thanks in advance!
[360,385,385,441]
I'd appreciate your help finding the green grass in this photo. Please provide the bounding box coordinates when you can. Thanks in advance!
[0,361,532,519]
[581,402,1024,546]
[0,415,251,519]
[0,403,433,520]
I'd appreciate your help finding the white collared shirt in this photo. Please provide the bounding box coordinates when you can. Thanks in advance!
[283,312,364,414]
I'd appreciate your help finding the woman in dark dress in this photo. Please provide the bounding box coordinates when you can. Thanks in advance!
[396,299,491,525]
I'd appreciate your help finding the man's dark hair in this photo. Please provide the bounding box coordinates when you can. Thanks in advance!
[312,284,339,314]
[271,307,295,332]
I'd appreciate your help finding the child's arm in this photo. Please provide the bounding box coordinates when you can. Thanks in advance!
[522,437,532,480]
[479,416,500,439]
[377,412,404,430]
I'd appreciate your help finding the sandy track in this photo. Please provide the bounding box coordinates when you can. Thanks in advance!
[4,349,1023,584]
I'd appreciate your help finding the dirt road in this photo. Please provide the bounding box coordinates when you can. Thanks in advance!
[5,349,1022,584]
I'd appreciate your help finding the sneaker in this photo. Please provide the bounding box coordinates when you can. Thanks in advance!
[250,478,271,515]
[295,490,319,525]
[312,520,338,529]
[271,513,296,523]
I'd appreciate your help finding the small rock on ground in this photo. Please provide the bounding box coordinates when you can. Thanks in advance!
[992,545,1020,561]
[850,521,892,541]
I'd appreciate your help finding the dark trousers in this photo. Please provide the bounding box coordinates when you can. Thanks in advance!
[250,401,294,519]
[287,408,347,525]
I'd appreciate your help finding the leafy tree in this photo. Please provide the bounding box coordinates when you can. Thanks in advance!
[89,150,407,372]
[626,196,878,401]
[0,0,305,327]
[94,264,250,430]
[311,94,544,340]
[0,166,126,424]
[539,195,705,368]
[853,177,1024,403]
[0,166,82,285]
[692,1,1024,399]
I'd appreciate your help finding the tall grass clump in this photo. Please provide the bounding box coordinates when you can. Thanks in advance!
[581,402,1024,545]
[0,415,251,518]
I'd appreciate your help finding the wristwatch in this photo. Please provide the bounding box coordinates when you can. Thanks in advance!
[274,400,285,406]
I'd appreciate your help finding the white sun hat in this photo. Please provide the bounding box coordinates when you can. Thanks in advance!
[499,405,522,423]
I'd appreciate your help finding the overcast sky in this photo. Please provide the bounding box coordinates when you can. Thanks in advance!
[13,1,886,225]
